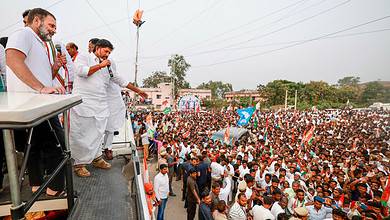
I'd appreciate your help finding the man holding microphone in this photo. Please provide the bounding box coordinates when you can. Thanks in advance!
[71,39,147,177]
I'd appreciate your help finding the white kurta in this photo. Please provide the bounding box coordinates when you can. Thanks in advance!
[102,64,126,150]
[70,52,128,164]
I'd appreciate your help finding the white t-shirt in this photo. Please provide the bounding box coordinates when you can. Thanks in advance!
[210,162,224,179]
[6,27,54,92]
[252,205,275,220]
[270,202,285,218]
[0,44,5,75]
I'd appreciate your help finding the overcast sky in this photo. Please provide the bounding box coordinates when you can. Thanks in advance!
[1,0,390,90]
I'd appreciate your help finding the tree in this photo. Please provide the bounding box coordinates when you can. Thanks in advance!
[262,80,296,106]
[337,76,360,87]
[168,54,191,97]
[142,71,171,88]
[197,81,233,99]
[361,81,389,104]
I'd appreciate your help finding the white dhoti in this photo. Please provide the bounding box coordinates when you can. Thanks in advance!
[103,83,126,150]
[70,109,108,165]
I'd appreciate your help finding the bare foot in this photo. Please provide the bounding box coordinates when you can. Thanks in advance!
[32,186,40,193]
[46,187,57,196]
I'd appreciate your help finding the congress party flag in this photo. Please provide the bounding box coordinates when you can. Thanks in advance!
[236,107,255,126]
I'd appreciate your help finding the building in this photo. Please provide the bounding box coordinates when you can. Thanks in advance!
[126,83,211,111]
[224,90,262,103]
[125,82,173,110]
[178,88,212,100]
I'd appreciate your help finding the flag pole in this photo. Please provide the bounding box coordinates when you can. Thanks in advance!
[294,90,297,110]
[134,25,140,86]
[284,89,288,110]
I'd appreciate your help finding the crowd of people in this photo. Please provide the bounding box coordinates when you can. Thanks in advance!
[0,6,390,220]
[133,108,390,220]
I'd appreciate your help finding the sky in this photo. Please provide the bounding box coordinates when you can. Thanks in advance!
[1,0,390,90]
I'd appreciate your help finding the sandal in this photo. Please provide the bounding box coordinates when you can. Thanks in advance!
[46,190,67,197]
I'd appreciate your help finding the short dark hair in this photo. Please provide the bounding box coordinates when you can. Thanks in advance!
[0,37,8,48]
[22,9,31,18]
[237,192,246,200]
[27,8,56,25]
[212,182,220,189]
[89,38,100,45]
[263,196,274,205]
[159,164,168,170]
[67,42,78,50]
[94,39,114,52]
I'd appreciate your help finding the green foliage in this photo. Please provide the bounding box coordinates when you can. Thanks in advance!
[197,81,233,99]
[142,71,170,88]
[361,81,390,104]
[337,76,360,87]
[168,54,191,97]
[202,99,228,110]
[258,77,388,110]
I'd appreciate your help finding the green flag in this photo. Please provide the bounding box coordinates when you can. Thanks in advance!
[254,115,258,129]
[163,107,171,114]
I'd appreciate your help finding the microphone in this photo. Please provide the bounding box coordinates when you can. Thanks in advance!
[55,44,62,54]
[107,64,113,78]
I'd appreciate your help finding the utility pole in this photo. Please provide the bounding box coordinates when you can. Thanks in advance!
[134,25,140,86]
[171,63,175,109]
[284,89,288,110]
[294,90,297,110]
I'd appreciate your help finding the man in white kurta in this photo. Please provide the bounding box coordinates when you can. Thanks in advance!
[70,39,146,177]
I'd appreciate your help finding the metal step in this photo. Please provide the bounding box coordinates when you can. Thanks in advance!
[71,157,136,220]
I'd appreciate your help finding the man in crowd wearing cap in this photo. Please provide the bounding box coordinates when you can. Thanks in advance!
[154,164,169,220]
[291,207,309,220]
[186,167,200,220]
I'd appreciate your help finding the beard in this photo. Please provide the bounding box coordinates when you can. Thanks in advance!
[38,23,52,41]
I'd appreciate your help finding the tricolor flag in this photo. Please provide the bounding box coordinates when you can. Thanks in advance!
[162,100,171,114]
[303,126,315,145]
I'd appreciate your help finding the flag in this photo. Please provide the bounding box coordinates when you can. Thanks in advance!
[255,102,261,110]
[254,115,258,129]
[182,130,190,139]
[147,127,155,138]
[381,175,390,207]
[196,103,200,113]
[303,126,315,145]
[224,125,230,144]
[133,9,144,27]
[162,100,171,114]
[163,107,171,114]
[146,113,153,128]
[236,107,255,126]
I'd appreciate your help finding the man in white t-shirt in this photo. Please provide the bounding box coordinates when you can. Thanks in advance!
[5,8,66,196]
[210,158,224,185]
[252,196,275,220]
